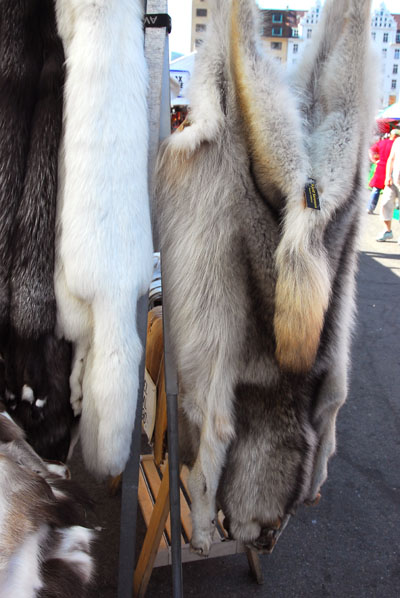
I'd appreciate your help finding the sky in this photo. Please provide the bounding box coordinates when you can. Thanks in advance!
[168,0,400,56]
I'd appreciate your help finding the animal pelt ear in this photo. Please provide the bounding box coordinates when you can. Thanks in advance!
[273,0,376,372]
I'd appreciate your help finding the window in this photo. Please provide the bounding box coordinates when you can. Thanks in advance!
[293,43,298,54]
[392,80,397,89]
[394,64,398,74]
[271,42,282,50]
[272,14,283,23]
[196,8,207,17]
[383,32,388,42]
[272,27,282,37]
[196,24,206,32]
[307,29,312,39]
[396,34,400,43]
[382,48,387,58]
[371,32,376,40]
[195,38,203,48]
[395,49,400,59]
[292,28,299,38]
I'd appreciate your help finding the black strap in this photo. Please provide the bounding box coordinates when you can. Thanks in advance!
[144,13,172,34]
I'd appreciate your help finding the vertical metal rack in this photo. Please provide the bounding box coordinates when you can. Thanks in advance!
[118,2,183,597]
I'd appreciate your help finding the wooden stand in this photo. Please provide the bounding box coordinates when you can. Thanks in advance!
[133,455,264,597]
[132,307,265,597]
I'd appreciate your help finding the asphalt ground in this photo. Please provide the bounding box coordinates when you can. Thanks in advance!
[70,199,400,598]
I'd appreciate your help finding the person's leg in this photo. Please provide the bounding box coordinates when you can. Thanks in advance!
[367,187,380,213]
[377,185,395,241]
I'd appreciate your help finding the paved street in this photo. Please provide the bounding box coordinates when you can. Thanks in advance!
[71,202,400,598]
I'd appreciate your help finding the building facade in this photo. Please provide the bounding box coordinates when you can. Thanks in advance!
[189,1,400,108]
[261,9,299,63]
[371,3,400,107]
[191,0,210,49]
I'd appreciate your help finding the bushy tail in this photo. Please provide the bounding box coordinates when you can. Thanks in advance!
[79,292,143,477]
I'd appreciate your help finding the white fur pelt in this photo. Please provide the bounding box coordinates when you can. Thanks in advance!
[0,405,95,597]
[156,0,377,555]
[54,0,153,477]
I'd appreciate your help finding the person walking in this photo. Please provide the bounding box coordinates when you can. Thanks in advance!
[376,132,400,242]
[368,129,400,214]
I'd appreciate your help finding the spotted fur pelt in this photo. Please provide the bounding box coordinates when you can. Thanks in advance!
[0,0,74,462]
[0,404,95,598]
[54,0,153,477]
[156,0,377,554]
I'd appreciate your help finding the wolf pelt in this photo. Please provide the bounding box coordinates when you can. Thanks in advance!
[54,0,153,477]
[156,0,377,554]
[0,404,95,598]
[0,0,75,462]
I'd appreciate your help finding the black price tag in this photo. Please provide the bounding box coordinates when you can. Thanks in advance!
[144,14,172,34]
[304,178,320,210]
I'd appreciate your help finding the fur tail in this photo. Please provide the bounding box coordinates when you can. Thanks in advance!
[230,0,325,372]
[79,293,143,477]
[275,0,375,372]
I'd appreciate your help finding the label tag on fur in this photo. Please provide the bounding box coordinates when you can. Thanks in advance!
[304,179,320,210]
[142,369,157,443]
[144,14,172,34]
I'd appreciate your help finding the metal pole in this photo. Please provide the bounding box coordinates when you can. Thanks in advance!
[162,271,182,598]
[145,1,183,595]
[118,293,149,598]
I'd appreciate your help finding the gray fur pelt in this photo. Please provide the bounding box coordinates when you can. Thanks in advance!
[0,0,74,462]
[156,0,377,554]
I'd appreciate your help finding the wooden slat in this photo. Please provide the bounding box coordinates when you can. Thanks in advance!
[142,458,176,544]
[133,465,171,598]
[138,465,167,550]
[154,356,167,465]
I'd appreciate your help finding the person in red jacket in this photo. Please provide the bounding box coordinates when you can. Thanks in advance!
[367,128,400,213]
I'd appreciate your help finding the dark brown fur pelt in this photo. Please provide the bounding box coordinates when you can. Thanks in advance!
[3,332,74,462]
[0,0,43,334]
[10,0,65,338]
[0,0,75,461]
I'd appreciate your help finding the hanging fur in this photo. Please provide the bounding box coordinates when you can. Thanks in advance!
[0,0,74,462]
[156,0,377,555]
[0,0,43,337]
[54,0,153,477]
[2,334,74,462]
[0,404,95,598]
[10,0,65,339]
